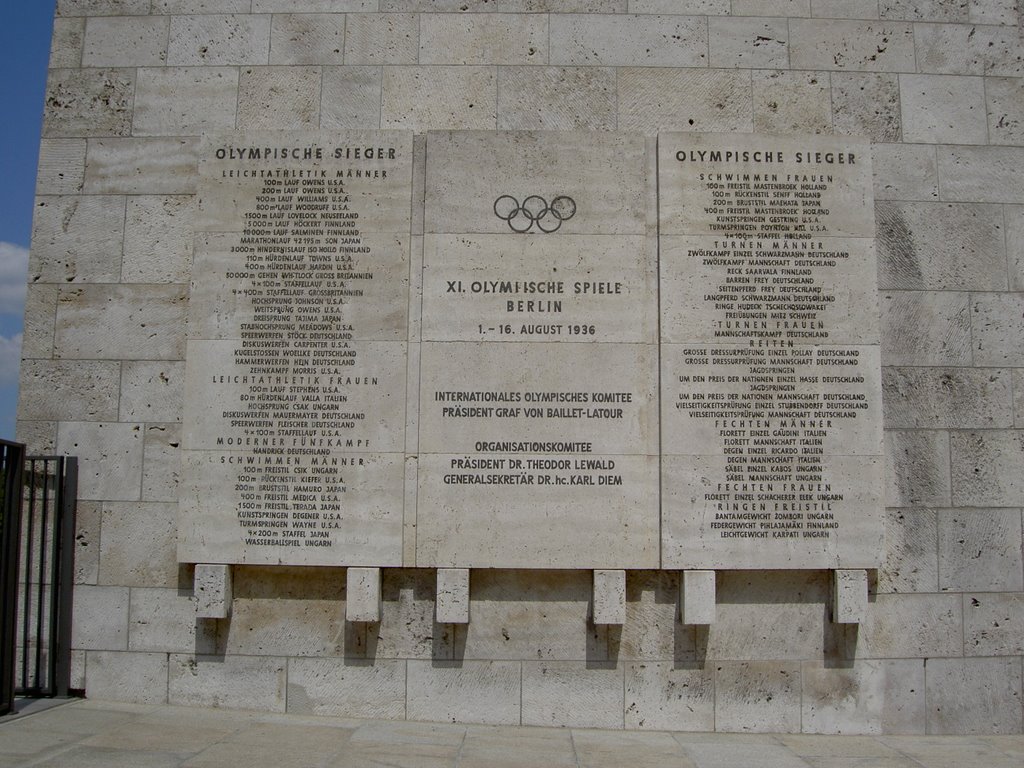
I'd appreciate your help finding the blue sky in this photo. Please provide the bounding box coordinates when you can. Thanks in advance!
[1,4,56,440]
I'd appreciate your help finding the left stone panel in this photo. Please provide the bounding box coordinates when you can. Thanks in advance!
[178,131,414,566]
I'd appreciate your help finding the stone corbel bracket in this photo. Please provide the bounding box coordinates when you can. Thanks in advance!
[436,568,471,624]
[680,570,716,625]
[195,564,233,619]
[833,569,868,624]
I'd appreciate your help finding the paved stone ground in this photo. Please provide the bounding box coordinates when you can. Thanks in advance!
[1,699,1022,768]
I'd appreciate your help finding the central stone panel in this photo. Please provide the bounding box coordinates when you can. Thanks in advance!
[415,132,660,568]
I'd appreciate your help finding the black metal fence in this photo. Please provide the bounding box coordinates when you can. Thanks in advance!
[0,440,25,716]
[0,448,77,715]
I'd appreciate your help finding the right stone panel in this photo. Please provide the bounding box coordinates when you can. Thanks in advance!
[659,133,884,569]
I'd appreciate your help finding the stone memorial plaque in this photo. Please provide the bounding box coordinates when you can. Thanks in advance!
[416,131,660,568]
[179,130,413,566]
[659,133,884,569]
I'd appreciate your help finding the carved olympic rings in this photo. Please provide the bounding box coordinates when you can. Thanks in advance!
[493,195,577,233]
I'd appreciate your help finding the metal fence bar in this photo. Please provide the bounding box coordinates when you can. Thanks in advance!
[54,458,77,697]
[0,440,26,716]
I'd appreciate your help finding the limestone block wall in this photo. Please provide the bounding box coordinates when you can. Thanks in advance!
[18,0,1024,733]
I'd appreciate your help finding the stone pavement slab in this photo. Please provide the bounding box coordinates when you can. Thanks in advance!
[0,699,1022,768]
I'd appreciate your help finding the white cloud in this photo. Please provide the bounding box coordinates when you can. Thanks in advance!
[0,333,22,385]
[0,242,29,317]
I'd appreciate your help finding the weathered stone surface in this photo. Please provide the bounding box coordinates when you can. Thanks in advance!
[168,14,272,66]
[420,13,546,65]
[72,585,129,650]
[801,659,925,734]
[436,568,470,624]
[74,501,101,585]
[592,569,626,625]
[168,654,286,711]
[812,0,881,17]
[883,368,1013,428]
[879,291,971,366]
[753,70,832,134]
[269,14,345,65]
[715,662,801,733]
[900,74,988,144]
[128,587,217,654]
[877,509,939,593]
[880,0,968,20]
[680,570,715,626]
[617,68,753,133]
[119,362,185,423]
[347,567,381,622]
[950,430,1024,506]
[925,658,1023,734]
[81,16,169,67]
[143,424,181,502]
[49,17,85,68]
[914,23,1024,76]
[831,73,902,142]
[375,568,445,660]
[57,0,151,13]
[320,66,383,129]
[853,594,962,659]
[29,195,125,284]
[132,67,238,136]
[344,13,418,64]
[522,661,624,728]
[550,14,707,67]
[287,658,406,718]
[965,593,1024,656]
[18,360,119,422]
[1010,205,1024,291]
[708,17,789,69]
[43,68,134,137]
[407,660,520,725]
[195,563,232,619]
[381,67,497,131]
[833,569,868,624]
[57,422,144,502]
[986,76,1024,145]
[871,143,939,200]
[885,430,951,507]
[938,509,1023,592]
[84,651,168,705]
[237,67,321,129]
[972,293,1024,366]
[35,139,86,194]
[789,20,915,71]
[938,146,1024,204]
[123,196,195,284]
[876,202,1006,290]
[99,502,179,588]
[624,661,715,731]
[498,67,616,131]
[84,137,199,195]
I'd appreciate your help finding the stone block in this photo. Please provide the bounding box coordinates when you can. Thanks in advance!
[56,422,144,502]
[57,0,151,13]
[680,570,715,625]
[833,569,868,624]
[99,502,179,588]
[938,509,1023,592]
[801,659,925,734]
[287,658,406,718]
[43,68,134,138]
[882,0,969,19]
[715,661,802,733]
[420,13,547,65]
[320,66,382,129]
[1017,370,1024,427]
[708,17,789,69]
[789,19,915,71]
[619,571,686,661]
[986,77,1024,145]
[381,66,496,131]
[55,285,187,360]
[49,17,85,68]
[965,593,1024,656]
[593,569,626,625]
[123,195,195,284]
[854,594,962,659]
[128,587,217,654]
[879,291,971,366]
[119,362,185,423]
[195,563,232,619]
[631,0,729,11]
[132,67,239,136]
[617,68,753,134]
[20,284,58,359]
[220,567,353,658]
[914,23,1023,76]
[885,430,951,507]
[872,143,938,200]
[84,137,199,195]
[522,661,624,728]
[168,14,272,66]
[344,13,418,64]
[253,0,374,8]
[811,0,881,18]
[347,567,381,622]
[702,571,831,661]
[168,654,286,712]
[733,0,809,12]
[877,509,939,593]
[143,424,181,502]
[29,195,125,284]
[407,660,521,725]
[968,0,1018,23]
[237,66,321,129]
[876,202,1005,290]
[550,14,707,67]
[36,139,86,194]
[15,420,57,455]
[436,568,470,624]
[1010,205,1024,291]
[82,16,169,67]
[85,651,168,705]
[752,70,832,134]
[900,74,988,144]
[18,360,119,422]
[938,146,1024,204]
[153,1,251,11]
[74,501,101,585]
[831,72,901,142]
[972,294,1024,366]
[376,569,447,659]
[624,661,714,731]
[270,14,345,65]
[883,367,1013,429]
[72,585,129,650]
[951,430,1024,507]
[925,657,1023,734]
[498,66,615,131]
